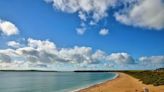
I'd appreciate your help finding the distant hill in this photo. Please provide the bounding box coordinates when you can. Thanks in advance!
[74,70,111,72]
[155,68,164,72]
[0,70,57,72]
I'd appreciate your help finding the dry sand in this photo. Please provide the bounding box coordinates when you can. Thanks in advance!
[78,73,164,92]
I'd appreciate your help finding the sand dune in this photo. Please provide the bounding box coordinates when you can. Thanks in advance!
[78,73,164,92]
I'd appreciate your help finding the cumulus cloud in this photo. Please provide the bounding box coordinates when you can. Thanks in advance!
[0,53,11,63]
[92,50,106,61]
[139,56,164,64]
[7,41,21,49]
[1,38,164,70]
[106,53,134,64]
[45,0,117,34]
[47,0,116,22]
[0,20,19,36]
[76,27,86,35]
[58,46,93,64]
[99,28,109,36]
[27,38,56,52]
[114,0,164,30]
[46,0,164,32]
[78,11,87,21]
[0,38,137,70]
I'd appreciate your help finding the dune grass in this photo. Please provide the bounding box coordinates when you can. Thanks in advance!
[123,71,164,86]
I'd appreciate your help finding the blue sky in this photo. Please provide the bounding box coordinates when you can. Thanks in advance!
[0,0,164,70]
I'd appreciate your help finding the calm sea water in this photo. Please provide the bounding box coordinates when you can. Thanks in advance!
[0,72,117,92]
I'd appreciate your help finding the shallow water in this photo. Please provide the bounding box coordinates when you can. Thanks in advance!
[0,72,117,92]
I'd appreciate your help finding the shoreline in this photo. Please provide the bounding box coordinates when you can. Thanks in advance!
[77,72,164,92]
[73,72,119,92]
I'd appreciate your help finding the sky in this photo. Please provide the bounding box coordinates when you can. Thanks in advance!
[0,0,164,70]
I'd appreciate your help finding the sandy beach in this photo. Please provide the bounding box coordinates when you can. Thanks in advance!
[78,73,164,92]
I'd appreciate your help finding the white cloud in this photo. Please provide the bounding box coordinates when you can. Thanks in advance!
[106,53,134,64]
[78,11,87,21]
[58,46,93,64]
[0,53,11,63]
[92,50,106,60]
[139,56,164,64]
[0,38,137,70]
[76,27,86,35]
[0,20,19,36]
[2,38,164,70]
[27,38,56,52]
[46,0,117,34]
[114,0,164,30]
[99,28,109,36]
[46,0,164,32]
[7,41,21,49]
[1,38,163,70]
[47,0,116,21]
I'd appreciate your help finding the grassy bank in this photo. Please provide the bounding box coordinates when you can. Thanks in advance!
[123,71,164,86]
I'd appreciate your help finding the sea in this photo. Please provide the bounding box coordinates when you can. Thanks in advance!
[0,71,117,92]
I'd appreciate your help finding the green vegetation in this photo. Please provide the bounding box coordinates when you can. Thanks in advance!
[123,71,164,86]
